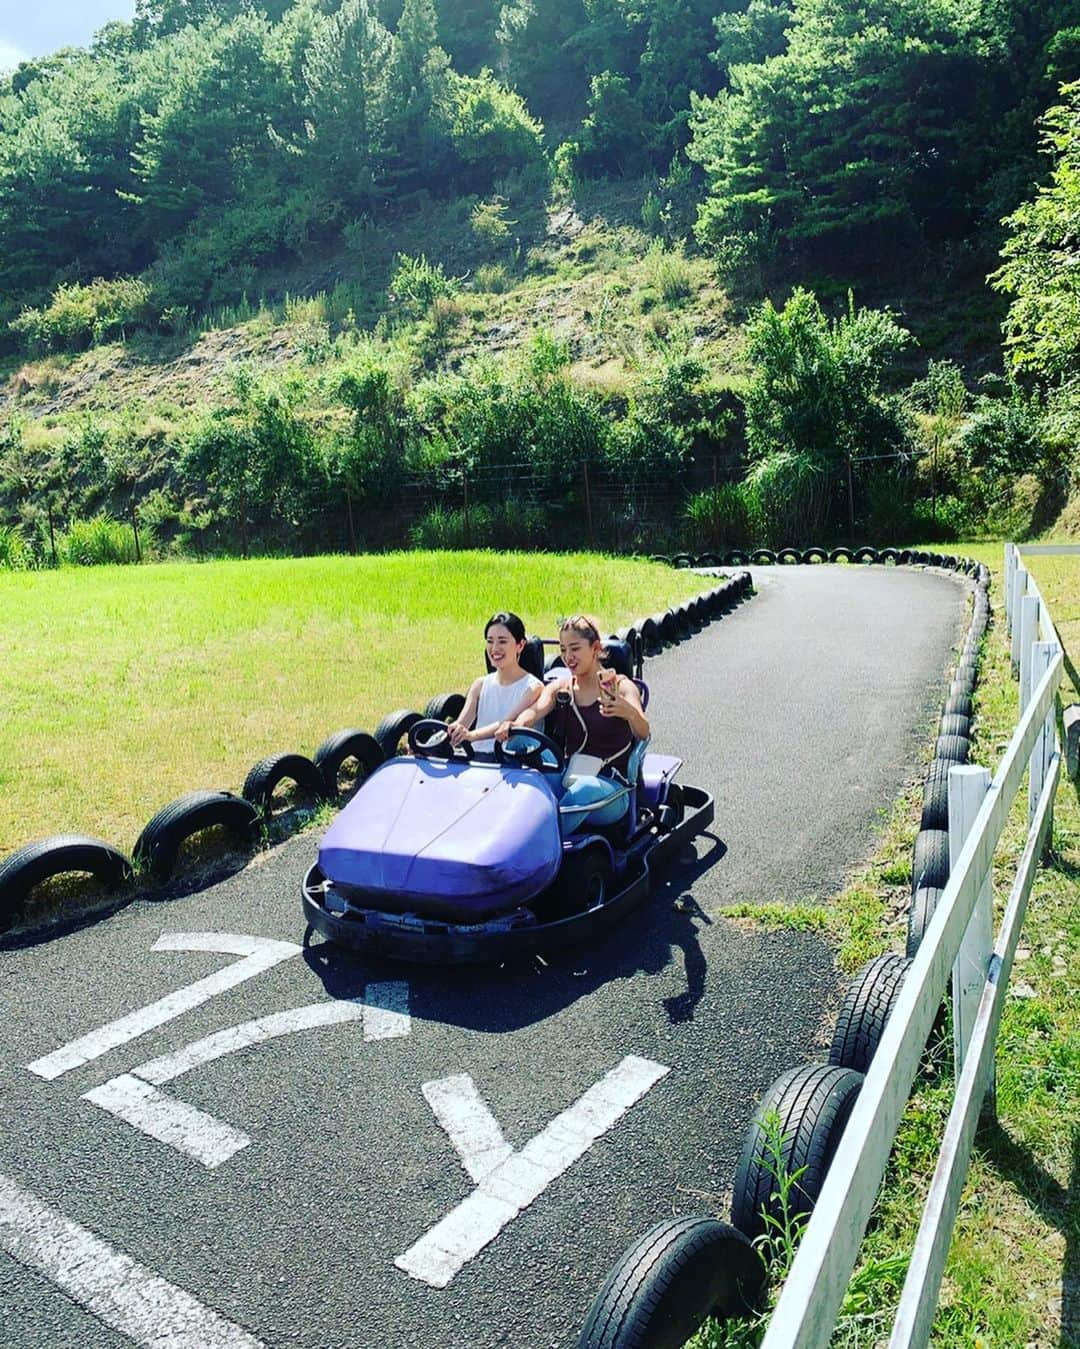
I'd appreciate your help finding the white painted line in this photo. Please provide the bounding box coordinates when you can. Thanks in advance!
[397,1054,669,1288]
[27,933,302,1080]
[363,980,412,1041]
[82,1075,252,1169]
[130,1000,368,1085]
[422,1074,513,1183]
[80,989,409,1168]
[0,1171,265,1347]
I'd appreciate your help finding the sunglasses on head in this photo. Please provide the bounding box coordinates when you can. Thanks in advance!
[559,616,600,641]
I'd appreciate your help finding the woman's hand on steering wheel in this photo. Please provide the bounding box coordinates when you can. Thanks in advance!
[493,727,564,771]
[409,718,474,760]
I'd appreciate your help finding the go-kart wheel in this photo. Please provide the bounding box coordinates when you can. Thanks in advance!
[408,718,474,760]
[538,846,612,921]
[494,727,565,772]
[657,782,684,831]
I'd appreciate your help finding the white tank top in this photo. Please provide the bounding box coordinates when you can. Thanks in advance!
[474,671,542,752]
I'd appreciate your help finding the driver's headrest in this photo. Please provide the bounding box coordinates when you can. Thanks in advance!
[600,638,633,679]
[485,635,545,680]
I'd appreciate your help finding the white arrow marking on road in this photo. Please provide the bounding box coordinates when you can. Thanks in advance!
[396,1054,669,1289]
[0,1171,265,1348]
[81,985,411,1169]
[27,933,303,1080]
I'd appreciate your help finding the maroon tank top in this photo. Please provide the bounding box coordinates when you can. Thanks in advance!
[552,688,634,777]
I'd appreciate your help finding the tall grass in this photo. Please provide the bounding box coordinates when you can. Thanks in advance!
[0,551,703,855]
[55,515,141,567]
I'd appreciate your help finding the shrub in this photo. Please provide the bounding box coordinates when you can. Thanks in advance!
[471,198,515,247]
[389,254,459,316]
[474,263,511,293]
[684,483,753,549]
[10,277,155,353]
[643,241,694,306]
[56,514,140,566]
[742,450,832,545]
[408,498,550,549]
[0,524,34,569]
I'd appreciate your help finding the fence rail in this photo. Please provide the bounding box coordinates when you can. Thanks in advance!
[760,543,1063,1349]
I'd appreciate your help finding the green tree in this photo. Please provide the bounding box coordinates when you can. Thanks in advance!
[299,0,391,214]
[381,0,452,190]
[993,81,1080,386]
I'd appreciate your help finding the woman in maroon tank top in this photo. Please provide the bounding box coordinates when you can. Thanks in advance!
[511,615,650,828]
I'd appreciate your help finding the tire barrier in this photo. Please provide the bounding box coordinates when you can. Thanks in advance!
[0,836,134,935]
[577,1217,766,1349]
[373,709,425,758]
[731,1063,864,1242]
[920,759,951,831]
[907,885,944,958]
[133,791,259,881]
[777,547,802,565]
[802,546,829,564]
[750,548,777,565]
[312,729,385,797]
[854,546,879,564]
[828,953,912,1074]
[424,691,467,723]
[829,547,854,563]
[242,752,327,816]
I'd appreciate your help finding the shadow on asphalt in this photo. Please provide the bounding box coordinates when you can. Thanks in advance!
[300,833,727,1034]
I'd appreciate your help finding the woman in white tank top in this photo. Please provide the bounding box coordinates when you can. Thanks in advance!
[448,612,543,753]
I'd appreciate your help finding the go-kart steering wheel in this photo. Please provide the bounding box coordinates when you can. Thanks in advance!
[408,718,474,760]
[493,727,564,772]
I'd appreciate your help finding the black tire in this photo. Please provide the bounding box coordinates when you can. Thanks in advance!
[777,547,801,565]
[640,616,662,654]
[576,1217,766,1349]
[906,886,944,958]
[671,553,694,569]
[897,549,914,565]
[939,713,971,739]
[242,752,326,815]
[0,835,133,933]
[802,547,829,564]
[921,759,951,830]
[912,828,950,894]
[537,847,612,922]
[949,676,976,700]
[730,1064,864,1242]
[649,555,671,566]
[935,733,969,763]
[829,547,854,563]
[854,546,879,564]
[694,552,722,568]
[313,729,384,796]
[750,548,776,565]
[828,954,911,1073]
[133,791,258,880]
[723,549,750,567]
[374,709,424,758]
[878,548,900,565]
[425,691,467,722]
[659,610,679,644]
[943,692,973,717]
[674,606,693,640]
[955,659,978,682]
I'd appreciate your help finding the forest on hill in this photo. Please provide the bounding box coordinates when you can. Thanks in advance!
[2,0,1080,561]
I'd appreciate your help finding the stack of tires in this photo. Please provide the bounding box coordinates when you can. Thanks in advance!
[906,562,990,957]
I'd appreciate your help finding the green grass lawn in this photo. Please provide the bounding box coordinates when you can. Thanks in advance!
[0,550,705,858]
[690,541,1079,1349]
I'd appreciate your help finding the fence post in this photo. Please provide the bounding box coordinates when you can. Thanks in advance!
[583,460,595,549]
[948,764,994,1110]
[1029,641,1058,841]
[1009,564,1027,677]
[1018,593,1039,710]
[1004,544,1016,633]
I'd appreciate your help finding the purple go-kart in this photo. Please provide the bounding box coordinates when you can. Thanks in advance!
[301,642,713,963]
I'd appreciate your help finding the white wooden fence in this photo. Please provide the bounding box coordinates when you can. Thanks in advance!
[759,544,1064,1349]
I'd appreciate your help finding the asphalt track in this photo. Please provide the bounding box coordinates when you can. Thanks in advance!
[0,565,967,1349]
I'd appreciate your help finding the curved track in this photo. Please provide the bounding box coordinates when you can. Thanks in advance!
[0,566,966,1349]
